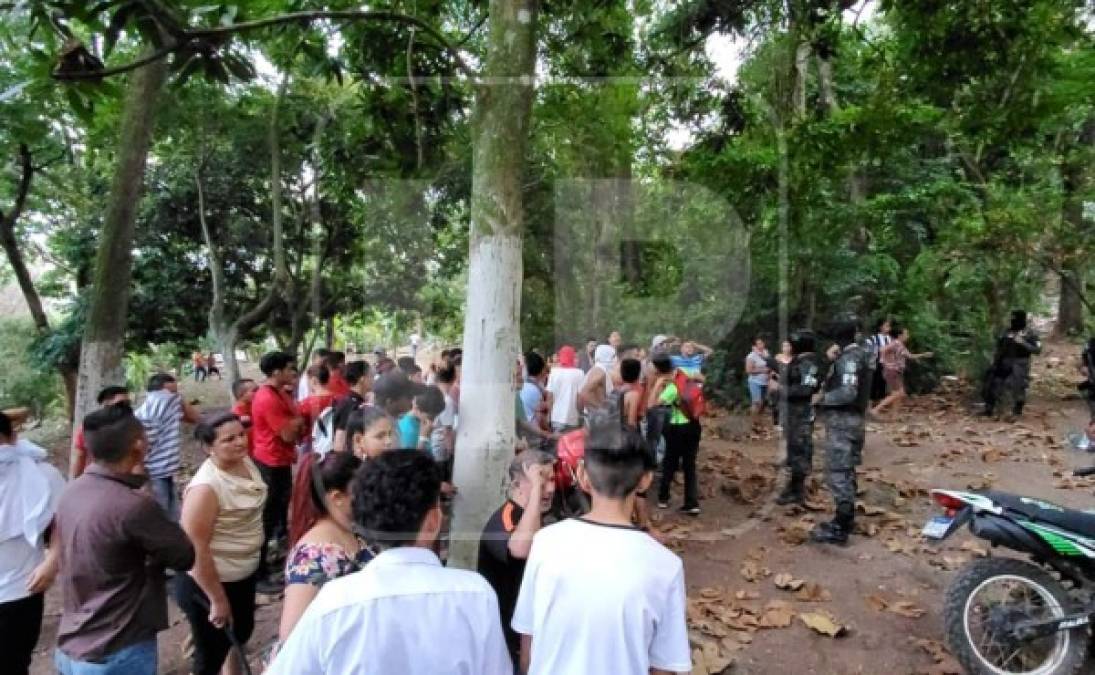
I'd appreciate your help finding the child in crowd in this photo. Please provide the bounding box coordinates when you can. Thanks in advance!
[398,386,446,452]
[618,358,644,431]
[345,407,396,460]
[512,424,691,675]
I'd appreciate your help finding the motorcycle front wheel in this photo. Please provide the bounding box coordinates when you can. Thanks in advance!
[944,557,1088,675]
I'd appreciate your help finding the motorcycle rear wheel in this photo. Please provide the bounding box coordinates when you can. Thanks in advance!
[944,557,1088,675]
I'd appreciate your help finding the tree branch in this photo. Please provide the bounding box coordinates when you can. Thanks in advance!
[52,9,473,81]
[407,27,425,171]
[52,41,181,80]
[0,144,51,333]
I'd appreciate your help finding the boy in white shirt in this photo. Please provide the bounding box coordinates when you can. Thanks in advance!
[511,425,692,675]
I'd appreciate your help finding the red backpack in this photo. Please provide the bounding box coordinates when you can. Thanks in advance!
[673,369,707,421]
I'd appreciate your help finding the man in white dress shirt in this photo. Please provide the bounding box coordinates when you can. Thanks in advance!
[268,450,511,675]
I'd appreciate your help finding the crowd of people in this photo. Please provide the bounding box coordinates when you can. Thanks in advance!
[2,311,1093,674]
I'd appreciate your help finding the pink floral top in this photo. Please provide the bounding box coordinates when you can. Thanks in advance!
[284,541,374,588]
[881,341,911,373]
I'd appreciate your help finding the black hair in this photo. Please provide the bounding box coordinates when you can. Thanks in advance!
[96,385,129,404]
[1010,310,1028,332]
[583,423,649,498]
[146,372,176,392]
[620,358,642,384]
[260,351,296,377]
[891,325,909,339]
[790,330,817,356]
[0,412,11,440]
[375,357,397,375]
[397,356,417,373]
[311,450,362,515]
[352,450,440,549]
[326,351,346,368]
[828,314,860,345]
[345,360,371,386]
[440,349,451,361]
[873,317,892,333]
[307,364,331,386]
[415,386,446,419]
[194,412,241,446]
[436,363,457,385]
[314,347,332,362]
[619,343,640,356]
[752,335,766,346]
[232,378,256,399]
[344,406,390,453]
[525,351,546,378]
[84,405,145,464]
[651,353,674,374]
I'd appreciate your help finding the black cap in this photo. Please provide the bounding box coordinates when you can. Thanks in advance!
[373,372,426,404]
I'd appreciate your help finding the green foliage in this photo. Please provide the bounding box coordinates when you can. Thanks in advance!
[0,319,64,416]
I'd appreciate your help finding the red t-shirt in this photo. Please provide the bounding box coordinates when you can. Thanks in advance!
[327,371,351,399]
[251,384,300,467]
[232,401,254,453]
[298,394,335,436]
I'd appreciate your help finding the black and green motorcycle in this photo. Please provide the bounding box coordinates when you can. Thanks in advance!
[925,472,1095,675]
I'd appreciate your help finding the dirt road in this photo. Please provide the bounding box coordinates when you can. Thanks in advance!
[29,341,1092,674]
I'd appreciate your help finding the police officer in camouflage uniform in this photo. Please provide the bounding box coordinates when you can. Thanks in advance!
[774,330,823,506]
[811,316,872,545]
[984,310,1042,419]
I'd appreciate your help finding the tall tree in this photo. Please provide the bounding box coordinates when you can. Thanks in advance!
[449,0,540,568]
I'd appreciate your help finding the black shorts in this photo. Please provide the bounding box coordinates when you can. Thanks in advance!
[175,572,257,675]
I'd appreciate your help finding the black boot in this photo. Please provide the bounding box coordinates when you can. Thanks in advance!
[775,475,806,505]
[1013,401,1025,417]
[809,520,849,545]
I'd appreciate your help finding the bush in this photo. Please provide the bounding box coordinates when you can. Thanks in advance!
[0,319,64,418]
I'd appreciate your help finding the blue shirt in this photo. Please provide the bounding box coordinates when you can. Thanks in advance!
[518,382,542,423]
[398,414,421,449]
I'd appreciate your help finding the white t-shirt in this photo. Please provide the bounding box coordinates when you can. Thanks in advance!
[269,547,511,675]
[546,367,584,427]
[0,441,65,603]
[512,518,692,675]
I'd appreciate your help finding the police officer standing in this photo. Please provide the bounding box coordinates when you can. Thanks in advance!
[773,330,823,506]
[811,316,872,546]
[983,310,1042,419]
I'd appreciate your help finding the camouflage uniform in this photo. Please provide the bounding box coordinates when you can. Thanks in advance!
[817,342,872,533]
[985,328,1042,417]
[775,351,822,504]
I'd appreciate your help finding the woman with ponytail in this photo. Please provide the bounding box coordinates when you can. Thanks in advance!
[279,450,370,643]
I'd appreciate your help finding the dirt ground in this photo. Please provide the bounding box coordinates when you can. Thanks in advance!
[28,340,1094,674]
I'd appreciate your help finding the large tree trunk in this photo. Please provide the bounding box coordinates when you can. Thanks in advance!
[449,0,538,569]
[1055,118,1094,336]
[71,56,167,473]
[1057,266,1083,337]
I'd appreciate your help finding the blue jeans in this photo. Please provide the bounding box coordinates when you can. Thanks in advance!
[149,476,179,521]
[748,381,768,405]
[55,639,157,675]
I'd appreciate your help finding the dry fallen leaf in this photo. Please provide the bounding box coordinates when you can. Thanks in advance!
[774,573,806,591]
[959,541,988,557]
[889,600,927,619]
[795,582,832,603]
[759,601,796,628]
[865,594,888,612]
[740,560,760,583]
[799,611,847,637]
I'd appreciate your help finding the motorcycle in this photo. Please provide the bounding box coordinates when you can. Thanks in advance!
[925,466,1095,675]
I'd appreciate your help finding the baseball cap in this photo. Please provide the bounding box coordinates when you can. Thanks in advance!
[651,334,668,350]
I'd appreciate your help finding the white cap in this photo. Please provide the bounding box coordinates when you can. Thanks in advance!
[651,334,668,350]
